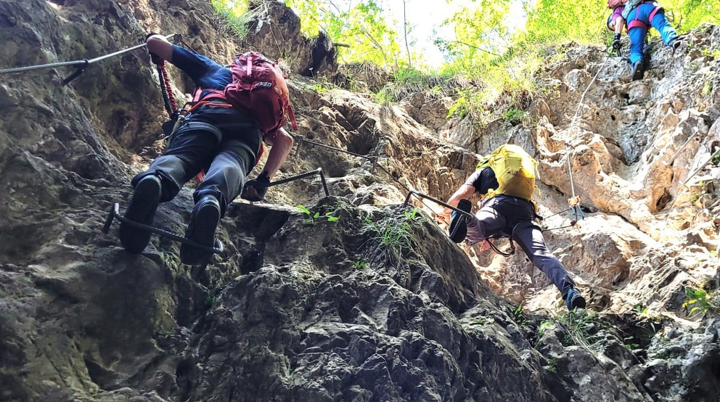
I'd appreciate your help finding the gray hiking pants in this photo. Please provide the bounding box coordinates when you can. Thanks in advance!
[466,195,576,294]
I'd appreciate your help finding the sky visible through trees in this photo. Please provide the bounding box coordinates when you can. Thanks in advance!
[212,0,720,72]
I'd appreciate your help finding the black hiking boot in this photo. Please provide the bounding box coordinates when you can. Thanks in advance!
[563,288,587,311]
[180,195,221,265]
[119,175,162,253]
[631,60,645,81]
[449,199,472,243]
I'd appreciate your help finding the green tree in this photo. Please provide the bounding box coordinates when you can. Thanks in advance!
[285,0,402,66]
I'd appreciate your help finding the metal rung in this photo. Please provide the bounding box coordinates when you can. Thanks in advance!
[103,203,225,256]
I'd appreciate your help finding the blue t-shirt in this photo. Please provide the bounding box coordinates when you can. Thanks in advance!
[170,45,261,155]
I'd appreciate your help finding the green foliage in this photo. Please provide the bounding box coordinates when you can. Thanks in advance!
[624,336,640,350]
[362,208,421,263]
[682,287,719,317]
[211,0,252,39]
[557,310,606,347]
[297,204,340,224]
[371,87,395,105]
[547,358,558,373]
[702,80,713,96]
[635,305,649,315]
[521,0,609,47]
[353,260,369,269]
[285,0,402,66]
[711,151,720,166]
[661,0,720,32]
[204,295,217,307]
[509,304,529,326]
[502,108,527,125]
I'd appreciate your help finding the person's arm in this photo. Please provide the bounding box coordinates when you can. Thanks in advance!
[147,34,218,85]
[260,128,294,180]
[438,184,476,223]
[146,34,174,62]
[241,128,294,201]
[615,16,625,35]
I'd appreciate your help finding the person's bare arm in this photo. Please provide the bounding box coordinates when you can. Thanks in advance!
[260,128,294,180]
[241,128,294,201]
[146,34,173,62]
[614,17,624,35]
[437,184,476,223]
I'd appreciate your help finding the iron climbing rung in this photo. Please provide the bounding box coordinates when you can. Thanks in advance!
[102,203,225,256]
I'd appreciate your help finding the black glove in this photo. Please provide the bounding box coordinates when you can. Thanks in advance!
[145,32,163,64]
[242,171,271,201]
[612,33,622,52]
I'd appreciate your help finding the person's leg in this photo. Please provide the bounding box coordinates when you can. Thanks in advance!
[650,11,677,45]
[194,139,255,215]
[133,124,222,202]
[628,27,646,65]
[180,138,255,265]
[513,224,586,310]
[119,126,219,253]
[464,199,507,245]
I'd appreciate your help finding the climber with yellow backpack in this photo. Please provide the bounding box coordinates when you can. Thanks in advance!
[118,33,295,265]
[438,144,586,311]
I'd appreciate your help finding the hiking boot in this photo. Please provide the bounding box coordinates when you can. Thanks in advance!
[180,195,221,265]
[449,199,472,243]
[119,175,162,253]
[631,60,645,81]
[668,34,685,50]
[563,288,587,311]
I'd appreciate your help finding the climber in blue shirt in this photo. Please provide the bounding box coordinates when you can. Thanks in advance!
[119,34,294,265]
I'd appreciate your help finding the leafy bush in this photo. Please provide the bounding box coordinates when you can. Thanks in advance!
[362,208,421,264]
[502,108,527,125]
[211,0,252,39]
[682,287,719,317]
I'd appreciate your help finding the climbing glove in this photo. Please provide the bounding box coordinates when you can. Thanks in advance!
[242,171,271,201]
[612,34,622,52]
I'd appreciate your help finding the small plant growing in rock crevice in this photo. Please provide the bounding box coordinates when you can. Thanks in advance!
[361,208,421,264]
[502,108,527,125]
[682,286,719,318]
[509,304,529,326]
[297,204,340,225]
[352,260,369,269]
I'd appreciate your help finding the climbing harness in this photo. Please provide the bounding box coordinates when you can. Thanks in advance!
[626,2,663,32]
[103,168,331,259]
[403,190,541,257]
[0,34,178,85]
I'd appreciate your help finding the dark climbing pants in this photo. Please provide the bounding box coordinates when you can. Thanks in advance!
[132,120,259,217]
[465,195,576,294]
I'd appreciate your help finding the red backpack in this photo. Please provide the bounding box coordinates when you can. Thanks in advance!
[607,0,627,8]
[224,52,298,135]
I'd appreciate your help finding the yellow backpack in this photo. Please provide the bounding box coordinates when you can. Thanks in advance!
[478,144,539,209]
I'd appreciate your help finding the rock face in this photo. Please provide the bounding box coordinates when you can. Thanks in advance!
[0,1,719,401]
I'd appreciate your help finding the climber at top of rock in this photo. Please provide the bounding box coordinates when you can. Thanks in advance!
[437,144,587,311]
[118,33,295,265]
[607,1,679,80]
